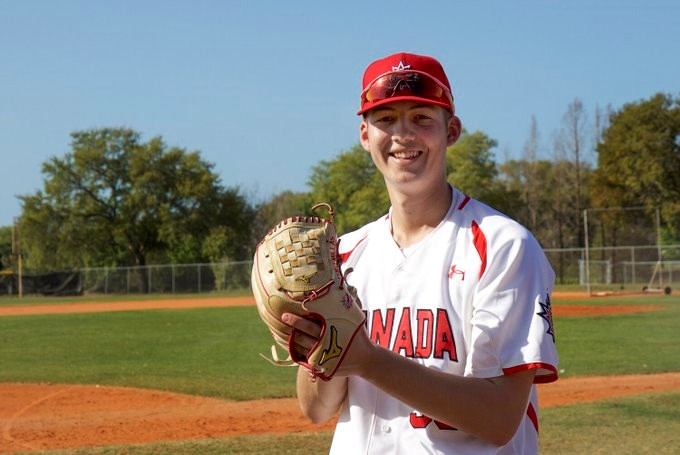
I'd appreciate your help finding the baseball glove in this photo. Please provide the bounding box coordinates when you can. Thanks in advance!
[251,203,365,381]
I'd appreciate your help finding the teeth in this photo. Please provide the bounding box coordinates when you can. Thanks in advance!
[393,151,420,159]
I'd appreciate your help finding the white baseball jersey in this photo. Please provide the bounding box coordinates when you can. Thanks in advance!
[330,186,558,455]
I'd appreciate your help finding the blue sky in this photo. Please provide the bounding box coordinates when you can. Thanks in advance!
[1,1,678,227]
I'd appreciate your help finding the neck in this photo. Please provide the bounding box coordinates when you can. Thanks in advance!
[388,181,452,248]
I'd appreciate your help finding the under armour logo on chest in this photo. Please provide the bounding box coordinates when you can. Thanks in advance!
[448,265,465,281]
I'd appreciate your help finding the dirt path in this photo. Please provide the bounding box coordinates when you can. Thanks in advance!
[0,293,676,453]
[0,292,664,318]
[0,296,255,317]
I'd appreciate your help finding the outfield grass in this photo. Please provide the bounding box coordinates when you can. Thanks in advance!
[0,306,297,400]
[552,295,680,376]
[2,296,678,398]
[29,431,336,455]
[540,391,680,454]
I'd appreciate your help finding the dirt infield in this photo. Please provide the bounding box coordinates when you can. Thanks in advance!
[1,294,677,453]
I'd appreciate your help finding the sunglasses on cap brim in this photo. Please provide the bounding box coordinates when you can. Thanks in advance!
[360,71,453,108]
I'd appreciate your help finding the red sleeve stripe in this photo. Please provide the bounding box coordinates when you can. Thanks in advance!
[526,403,539,433]
[471,220,487,278]
[503,362,559,384]
[339,236,367,264]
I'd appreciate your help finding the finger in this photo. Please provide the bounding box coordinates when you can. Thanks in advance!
[282,313,322,338]
[290,330,319,352]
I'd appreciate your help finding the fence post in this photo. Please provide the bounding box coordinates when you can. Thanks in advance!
[669,261,672,285]
[631,247,636,286]
[197,264,202,293]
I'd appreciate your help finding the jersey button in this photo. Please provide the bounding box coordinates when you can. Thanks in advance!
[382,424,391,433]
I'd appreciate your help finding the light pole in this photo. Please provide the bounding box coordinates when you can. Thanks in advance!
[11,217,23,299]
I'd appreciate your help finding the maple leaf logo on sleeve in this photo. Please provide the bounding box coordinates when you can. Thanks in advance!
[537,293,555,343]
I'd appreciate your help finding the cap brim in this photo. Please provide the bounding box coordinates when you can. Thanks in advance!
[357,96,452,116]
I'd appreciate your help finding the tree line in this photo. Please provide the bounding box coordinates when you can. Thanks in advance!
[1,92,678,275]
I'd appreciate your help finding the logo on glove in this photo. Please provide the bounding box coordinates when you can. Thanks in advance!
[319,325,343,365]
[296,272,317,283]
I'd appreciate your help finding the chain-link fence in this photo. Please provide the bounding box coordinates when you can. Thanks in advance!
[80,261,254,294]
[547,244,680,292]
[0,261,254,296]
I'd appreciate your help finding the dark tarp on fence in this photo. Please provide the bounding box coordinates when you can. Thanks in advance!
[0,271,83,296]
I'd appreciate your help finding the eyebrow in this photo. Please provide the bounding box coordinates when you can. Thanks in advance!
[370,103,438,114]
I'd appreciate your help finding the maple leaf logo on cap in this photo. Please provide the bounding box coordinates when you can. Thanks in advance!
[391,61,411,71]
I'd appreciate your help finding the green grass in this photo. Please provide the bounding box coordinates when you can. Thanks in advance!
[2,296,677,397]
[17,432,336,455]
[552,295,680,377]
[539,391,680,454]
[0,306,296,400]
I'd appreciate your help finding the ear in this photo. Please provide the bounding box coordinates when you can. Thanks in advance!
[446,115,462,147]
[359,118,371,152]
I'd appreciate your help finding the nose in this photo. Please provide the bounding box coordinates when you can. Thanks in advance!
[391,117,416,144]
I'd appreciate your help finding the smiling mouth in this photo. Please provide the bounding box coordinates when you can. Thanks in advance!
[390,150,422,160]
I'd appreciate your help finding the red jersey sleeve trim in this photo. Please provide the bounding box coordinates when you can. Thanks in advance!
[458,195,471,210]
[503,362,559,384]
[471,220,488,278]
[339,235,368,264]
[526,403,539,433]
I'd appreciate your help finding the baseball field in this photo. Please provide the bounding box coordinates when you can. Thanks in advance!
[1,292,679,454]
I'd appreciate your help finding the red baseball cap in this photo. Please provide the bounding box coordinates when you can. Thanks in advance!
[358,52,454,115]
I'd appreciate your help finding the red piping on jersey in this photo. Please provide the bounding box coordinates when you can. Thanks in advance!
[471,220,487,279]
[458,195,471,210]
[503,362,559,384]
[526,403,539,433]
[339,236,368,264]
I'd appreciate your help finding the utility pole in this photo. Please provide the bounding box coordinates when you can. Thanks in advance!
[11,217,23,299]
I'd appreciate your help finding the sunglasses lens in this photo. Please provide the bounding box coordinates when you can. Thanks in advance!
[363,72,447,104]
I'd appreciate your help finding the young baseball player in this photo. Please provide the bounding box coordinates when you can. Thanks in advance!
[284,52,558,454]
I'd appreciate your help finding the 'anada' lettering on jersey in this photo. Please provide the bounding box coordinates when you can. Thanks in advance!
[365,308,458,361]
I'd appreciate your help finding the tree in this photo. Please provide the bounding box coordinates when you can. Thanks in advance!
[19,128,254,288]
[446,129,507,212]
[0,226,11,271]
[553,98,593,248]
[252,191,315,241]
[591,93,680,237]
[308,145,390,234]
[519,116,543,232]
[499,159,557,244]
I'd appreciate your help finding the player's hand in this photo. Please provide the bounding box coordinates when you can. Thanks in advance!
[283,312,376,378]
[282,313,322,354]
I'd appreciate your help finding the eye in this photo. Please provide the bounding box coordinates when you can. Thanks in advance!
[374,114,396,123]
[413,113,435,123]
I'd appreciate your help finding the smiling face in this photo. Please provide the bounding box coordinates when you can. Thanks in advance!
[360,101,461,198]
